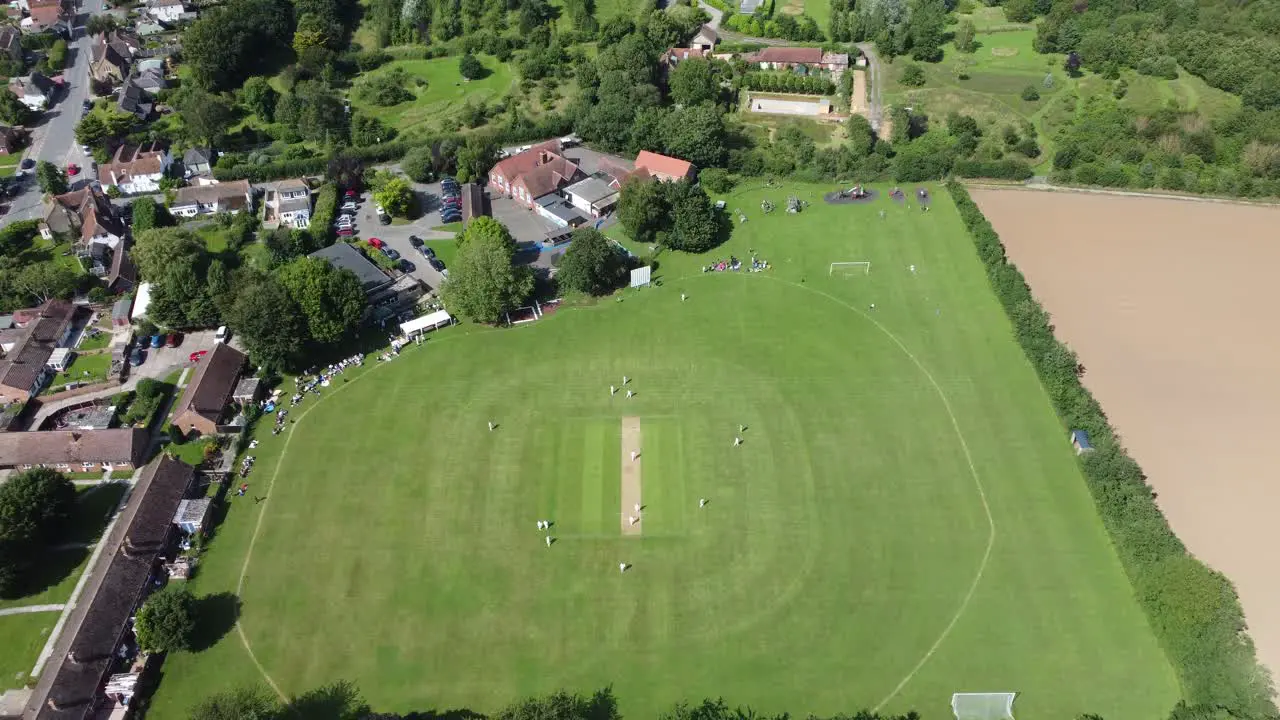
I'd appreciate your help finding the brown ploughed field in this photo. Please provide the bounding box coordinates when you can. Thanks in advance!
[970,188,1280,677]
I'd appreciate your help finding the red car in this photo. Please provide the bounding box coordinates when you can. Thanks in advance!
[165,332,182,347]
[337,228,354,237]
[367,237,384,249]
[66,163,80,176]
[188,350,208,363]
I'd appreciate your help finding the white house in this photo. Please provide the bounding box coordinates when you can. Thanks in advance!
[264,178,312,228]
[98,142,171,195]
[7,73,53,111]
[169,180,252,218]
[146,0,185,21]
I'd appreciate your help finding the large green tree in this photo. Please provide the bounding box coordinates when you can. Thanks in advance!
[75,107,136,149]
[174,88,236,146]
[134,585,196,653]
[456,216,516,253]
[0,468,75,597]
[276,257,366,344]
[617,177,668,245]
[400,145,436,183]
[441,234,534,324]
[239,76,279,123]
[668,181,717,252]
[130,197,172,234]
[190,686,280,720]
[36,161,68,195]
[667,57,718,107]
[0,88,31,126]
[13,262,78,304]
[373,177,413,217]
[454,134,499,183]
[662,104,726,170]
[556,228,627,295]
[183,0,294,91]
[225,274,307,370]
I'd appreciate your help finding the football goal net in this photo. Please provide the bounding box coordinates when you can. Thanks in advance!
[829,261,871,276]
[952,693,1017,720]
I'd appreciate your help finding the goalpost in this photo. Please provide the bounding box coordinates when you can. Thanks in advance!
[829,261,871,276]
[951,693,1017,720]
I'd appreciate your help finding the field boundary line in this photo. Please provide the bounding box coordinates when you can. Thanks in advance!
[233,327,506,703]
[743,273,998,710]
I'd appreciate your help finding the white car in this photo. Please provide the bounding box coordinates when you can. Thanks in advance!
[340,202,357,211]
[374,205,385,216]
[214,326,230,344]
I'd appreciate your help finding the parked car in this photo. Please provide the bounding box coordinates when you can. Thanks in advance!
[378,214,391,225]
[19,158,33,170]
[383,247,400,260]
[149,334,164,348]
[429,257,446,272]
[418,244,436,259]
[374,205,385,215]
[441,212,462,223]
[337,228,354,237]
[165,332,182,347]
[398,259,415,272]
[344,189,357,198]
[367,237,384,249]
[335,218,354,227]
[214,325,230,344]
[189,350,208,363]
[408,235,423,247]
[66,163,80,176]
[130,348,145,366]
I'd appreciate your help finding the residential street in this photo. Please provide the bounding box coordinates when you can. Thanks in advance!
[6,0,104,221]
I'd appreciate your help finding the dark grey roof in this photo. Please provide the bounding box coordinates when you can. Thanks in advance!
[536,194,589,226]
[36,457,194,720]
[310,243,390,294]
[182,147,212,166]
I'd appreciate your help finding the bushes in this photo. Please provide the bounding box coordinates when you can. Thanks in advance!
[899,63,926,87]
[951,158,1035,180]
[946,182,1279,720]
[310,184,338,247]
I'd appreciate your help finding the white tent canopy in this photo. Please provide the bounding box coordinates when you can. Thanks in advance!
[400,309,453,337]
[952,693,1016,720]
[131,282,153,320]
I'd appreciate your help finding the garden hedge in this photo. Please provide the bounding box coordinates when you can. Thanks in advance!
[946,181,1278,720]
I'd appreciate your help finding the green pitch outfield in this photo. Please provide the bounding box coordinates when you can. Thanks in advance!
[146,183,1179,719]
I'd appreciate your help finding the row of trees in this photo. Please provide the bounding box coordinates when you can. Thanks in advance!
[0,469,76,597]
[191,683,925,720]
[947,183,1277,720]
[742,71,837,96]
[618,178,720,252]
[828,0,947,61]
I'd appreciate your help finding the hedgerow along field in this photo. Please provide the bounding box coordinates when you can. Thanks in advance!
[146,183,1179,719]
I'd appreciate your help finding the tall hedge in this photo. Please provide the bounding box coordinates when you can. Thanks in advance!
[309,184,338,247]
[946,182,1278,720]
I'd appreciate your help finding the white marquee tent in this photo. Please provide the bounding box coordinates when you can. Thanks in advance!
[400,309,454,337]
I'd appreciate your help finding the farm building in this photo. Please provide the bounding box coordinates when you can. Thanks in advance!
[746,47,850,78]
[691,24,718,51]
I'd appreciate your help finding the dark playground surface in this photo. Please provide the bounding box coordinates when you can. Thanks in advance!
[823,187,880,204]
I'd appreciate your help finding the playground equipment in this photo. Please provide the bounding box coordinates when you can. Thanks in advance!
[761,199,775,214]
[786,195,801,213]
[839,186,870,200]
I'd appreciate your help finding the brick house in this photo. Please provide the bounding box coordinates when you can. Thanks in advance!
[487,140,582,210]
[746,47,849,78]
[98,142,170,194]
[171,343,246,437]
[40,186,125,251]
[90,30,143,85]
[0,428,148,472]
[634,150,695,183]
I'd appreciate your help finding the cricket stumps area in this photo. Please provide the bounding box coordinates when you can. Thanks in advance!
[621,416,642,536]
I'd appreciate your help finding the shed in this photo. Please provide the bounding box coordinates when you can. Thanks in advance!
[173,497,212,535]
[400,309,453,338]
[111,295,133,327]
[1069,429,1094,455]
[232,376,261,404]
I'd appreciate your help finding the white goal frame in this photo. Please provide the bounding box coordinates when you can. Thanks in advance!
[829,261,871,275]
[951,692,1017,720]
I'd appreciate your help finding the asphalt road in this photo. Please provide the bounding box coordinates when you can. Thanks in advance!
[6,0,103,221]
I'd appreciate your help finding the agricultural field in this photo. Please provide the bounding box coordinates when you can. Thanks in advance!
[350,56,515,132]
[148,182,1177,719]
[971,187,1280,681]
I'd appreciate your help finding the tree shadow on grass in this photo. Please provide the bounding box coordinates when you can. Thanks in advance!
[188,591,241,652]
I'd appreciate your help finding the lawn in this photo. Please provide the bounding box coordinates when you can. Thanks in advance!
[0,153,21,179]
[44,352,113,393]
[0,612,58,692]
[350,56,514,131]
[0,482,127,691]
[147,182,1179,720]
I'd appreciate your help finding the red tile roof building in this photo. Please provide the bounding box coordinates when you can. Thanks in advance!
[634,150,695,183]
[488,140,582,209]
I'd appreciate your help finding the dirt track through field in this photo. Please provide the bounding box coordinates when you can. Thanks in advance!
[970,188,1280,677]
[621,416,642,536]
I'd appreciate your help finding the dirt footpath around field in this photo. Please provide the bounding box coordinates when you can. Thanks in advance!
[970,188,1280,677]
[621,416,642,536]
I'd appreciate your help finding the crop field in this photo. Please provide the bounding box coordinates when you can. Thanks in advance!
[147,183,1178,719]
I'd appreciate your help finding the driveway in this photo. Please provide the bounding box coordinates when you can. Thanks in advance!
[6,0,106,221]
[27,330,216,430]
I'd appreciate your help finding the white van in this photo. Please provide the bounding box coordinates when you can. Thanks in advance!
[214,326,230,344]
